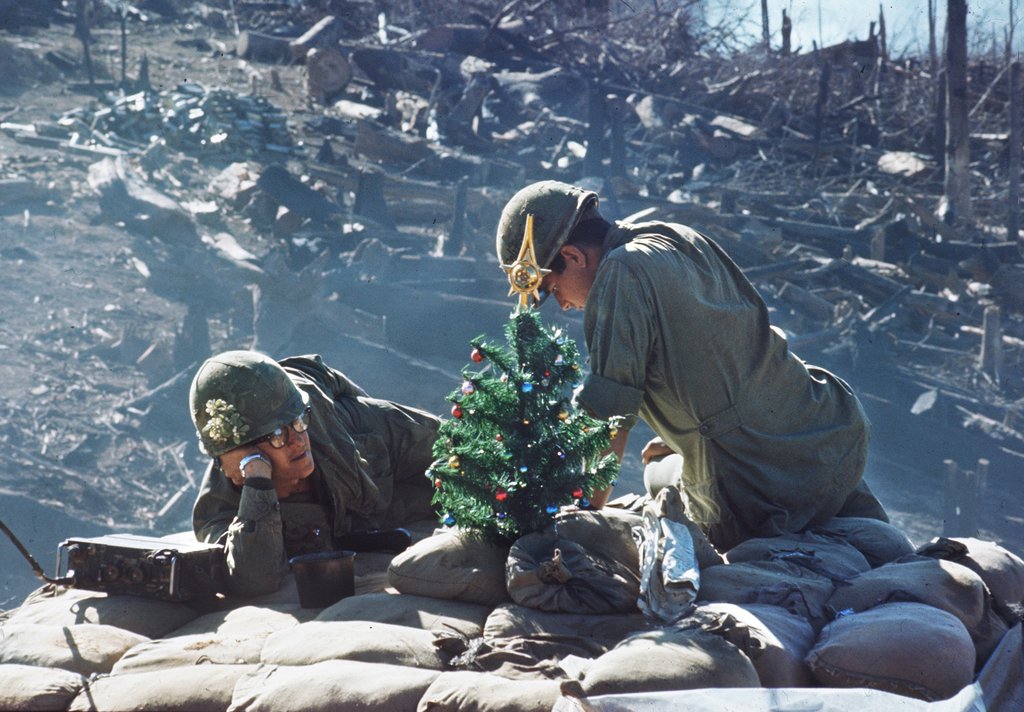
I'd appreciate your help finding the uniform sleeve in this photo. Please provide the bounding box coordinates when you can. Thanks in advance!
[577,258,649,422]
[280,354,369,399]
[192,462,289,598]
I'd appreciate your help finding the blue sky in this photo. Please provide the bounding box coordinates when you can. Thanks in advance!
[702,1,1018,58]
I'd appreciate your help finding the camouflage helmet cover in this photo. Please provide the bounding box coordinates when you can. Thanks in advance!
[189,350,309,456]
[496,180,599,270]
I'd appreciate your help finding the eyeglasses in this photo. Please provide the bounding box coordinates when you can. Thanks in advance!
[252,407,311,449]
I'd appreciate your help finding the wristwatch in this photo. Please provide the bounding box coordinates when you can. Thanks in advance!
[239,452,271,476]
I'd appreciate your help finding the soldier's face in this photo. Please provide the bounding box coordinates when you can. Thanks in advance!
[541,245,598,310]
[257,428,315,496]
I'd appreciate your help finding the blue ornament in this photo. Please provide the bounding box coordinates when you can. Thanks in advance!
[521,382,533,393]
[461,380,475,395]
[519,465,528,473]
[554,354,564,365]
[496,512,508,519]
[443,514,456,526]
[546,505,558,515]
[580,498,590,508]
[425,469,434,479]
[556,449,566,459]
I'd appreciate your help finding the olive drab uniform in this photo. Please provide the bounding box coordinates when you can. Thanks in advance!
[192,355,440,597]
[575,221,888,552]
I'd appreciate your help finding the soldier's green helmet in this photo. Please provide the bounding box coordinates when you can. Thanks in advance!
[189,350,309,457]
[495,180,599,269]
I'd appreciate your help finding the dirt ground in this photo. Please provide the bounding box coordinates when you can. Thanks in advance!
[1,7,1022,607]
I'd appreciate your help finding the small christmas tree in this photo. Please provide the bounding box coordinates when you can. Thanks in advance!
[429,215,620,543]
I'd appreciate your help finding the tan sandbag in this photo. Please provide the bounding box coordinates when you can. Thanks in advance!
[228,660,439,712]
[915,537,1024,615]
[692,602,816,687]
[0,663,85,711]
[696,559,835,631]
[827,558,988,636]
[0,623,147,676]
[69,664,253,712]
[388,529,510,606]
[261,620,447,669]
[7,586,199,638]
[506,531,639,614]
[577,625,760,696]
[545,509,643,576]
[164,604,312,638]
[483,603,651,646]
[111,631,262,673]
[724,531,870,582]
[805,602,975,701]
[417,670,561,712]
[317,591,491,638]
[811,516,916,567]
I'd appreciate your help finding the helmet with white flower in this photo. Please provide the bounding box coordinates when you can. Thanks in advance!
[189,350,309,456]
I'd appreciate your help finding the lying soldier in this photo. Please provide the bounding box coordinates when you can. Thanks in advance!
[189,350,440,597]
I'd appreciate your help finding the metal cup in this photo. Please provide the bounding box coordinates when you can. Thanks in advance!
[289,550,355,608]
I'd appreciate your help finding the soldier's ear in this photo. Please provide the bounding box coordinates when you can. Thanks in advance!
[561,244,588,268]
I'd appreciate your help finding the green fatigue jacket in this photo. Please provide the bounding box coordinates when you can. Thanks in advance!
[192,354,440,597]
[575,222,887,551]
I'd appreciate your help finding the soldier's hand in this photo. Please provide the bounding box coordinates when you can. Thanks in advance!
[220,447,272,486]
[641,437,674,464]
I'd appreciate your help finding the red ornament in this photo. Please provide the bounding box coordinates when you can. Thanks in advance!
[451,404,463,418]
[544,369,551,378]
[495,433,503,442]
[434,478,443,489]
[572,487,584,499]
[495,489,508,502]
[471,348,484,363]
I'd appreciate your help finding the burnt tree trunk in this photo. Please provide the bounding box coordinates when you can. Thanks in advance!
[928,0,939,71]
[1009,61,1022,245]
[781,9,792,56]
[761,0,770,49]
[944,0,973,225]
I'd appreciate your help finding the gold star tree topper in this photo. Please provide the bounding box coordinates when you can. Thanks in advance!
[502,213,550,311]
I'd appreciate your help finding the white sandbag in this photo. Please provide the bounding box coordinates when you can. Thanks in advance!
[724,531,870,582]
[805,602,975,701]
[7,586,199,638]
[483,603,651,646]
[261,620,446,669]
[228,660,439,712]
[0,663,85,712]
[0,623,147,675]
[417,670,561,712]
[316,591,491,638]
[827,558,988,636]
[575,625,760,696]
[388,529,510,606]
[811,516,916,567]
[69,664,253,712]
[693,602,816,687]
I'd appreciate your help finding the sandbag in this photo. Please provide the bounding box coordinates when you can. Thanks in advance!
[112,631,263,673]
[388,529,510,606]
[165,604,312,638]
[805,602,975,701]
[0,623,147,676]
[261,620,447,669]
[811,516,916,567]
[228,660,439,712]
[506,530,639,614]
[417,670,561,712]
[69,664,253,712]
[0,663,85,712]
[724,531,871,582]
[575,624,760,696]
[7,586,199,638]
[915,537,1024,617]
[483,603,651,647]
[697,560,835,631]
[317,591,491,638]
[693,602,816,687]
[827,558,988,636]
